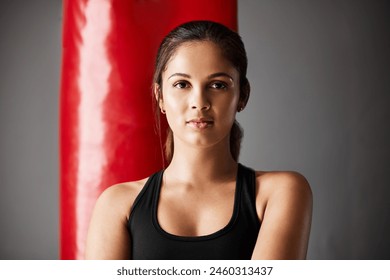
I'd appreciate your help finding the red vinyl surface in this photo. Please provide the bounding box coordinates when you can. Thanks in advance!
[60,0,237,259]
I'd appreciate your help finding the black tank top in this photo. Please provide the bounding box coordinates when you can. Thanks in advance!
[127,163,261,260]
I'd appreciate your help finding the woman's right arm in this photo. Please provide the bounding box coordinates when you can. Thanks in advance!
[85,183,139,259]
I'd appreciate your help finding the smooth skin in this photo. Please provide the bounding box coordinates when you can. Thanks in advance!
[85,41,312,260]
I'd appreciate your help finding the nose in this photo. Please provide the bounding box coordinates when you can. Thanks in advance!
[190,87,210,111]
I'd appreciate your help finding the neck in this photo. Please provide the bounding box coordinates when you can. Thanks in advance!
[164,136,238,185]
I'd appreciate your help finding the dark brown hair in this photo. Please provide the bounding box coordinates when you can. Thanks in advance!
[153,20,250,164]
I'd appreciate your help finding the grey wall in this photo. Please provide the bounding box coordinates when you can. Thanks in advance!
[0,0,389,259]
[238,0,390,259]
[0,0,62,259]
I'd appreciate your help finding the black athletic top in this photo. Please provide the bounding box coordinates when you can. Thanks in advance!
[127,163,261,260]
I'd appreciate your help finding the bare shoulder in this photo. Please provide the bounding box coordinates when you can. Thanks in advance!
[85,177,148,259]
[256,170,312,200]
[251,170,312,259]
[254,170,312,221]
[94,177,148,220]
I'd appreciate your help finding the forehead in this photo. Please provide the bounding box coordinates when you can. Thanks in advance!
[163,41,237,78]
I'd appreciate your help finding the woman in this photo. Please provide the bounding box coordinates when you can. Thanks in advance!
[85,21,312,260]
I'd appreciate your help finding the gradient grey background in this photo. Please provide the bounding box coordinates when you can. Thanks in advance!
[0,0,389,259]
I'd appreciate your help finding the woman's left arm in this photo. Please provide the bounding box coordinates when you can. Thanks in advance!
[251,171,313,260]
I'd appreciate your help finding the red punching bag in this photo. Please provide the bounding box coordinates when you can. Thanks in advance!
[60,0,237,259]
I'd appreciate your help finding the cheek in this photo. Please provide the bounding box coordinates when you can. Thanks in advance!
[164,94,184,113]
[218,92,239,113]
[162,93,186,127]
[213,98,238,130]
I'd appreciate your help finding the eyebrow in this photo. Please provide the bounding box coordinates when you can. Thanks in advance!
[167,73,191,80]
[167,72,234,81]
[208,72,234,81]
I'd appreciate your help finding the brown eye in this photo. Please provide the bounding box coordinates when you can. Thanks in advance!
[173,81,189,89]
[210,82,227,90]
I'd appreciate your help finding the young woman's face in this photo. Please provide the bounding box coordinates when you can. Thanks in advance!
[159,41,240,149]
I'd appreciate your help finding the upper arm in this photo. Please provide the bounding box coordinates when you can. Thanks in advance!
[85,185,134,260]
[251,172,313,260]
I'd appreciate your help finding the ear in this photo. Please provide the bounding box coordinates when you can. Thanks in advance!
[153,83,160,102]
[238,79,250,111]
[153,83,164,109]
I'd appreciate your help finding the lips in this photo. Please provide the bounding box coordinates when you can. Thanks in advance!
[186,118,214,129]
